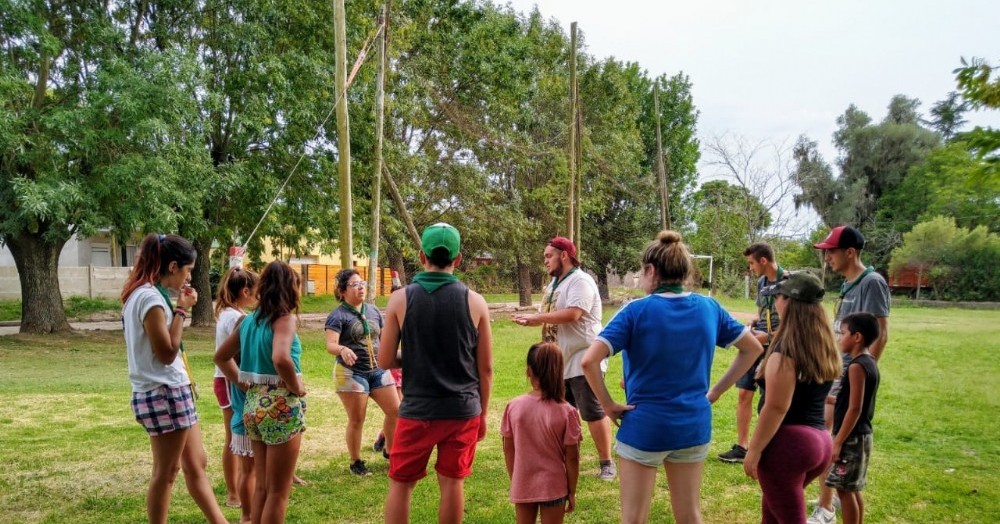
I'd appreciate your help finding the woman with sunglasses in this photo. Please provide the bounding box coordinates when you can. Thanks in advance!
[325,268,400,476]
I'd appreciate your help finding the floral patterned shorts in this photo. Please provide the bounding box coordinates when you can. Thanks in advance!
[243,384,306,445]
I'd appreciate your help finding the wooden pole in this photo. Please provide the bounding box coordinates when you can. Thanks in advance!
[367,8,387,300]
[334,0,353,268]
[575,102,583,258]
[654,81,671,230]
[382,164,422,250]
[566,22,577,241]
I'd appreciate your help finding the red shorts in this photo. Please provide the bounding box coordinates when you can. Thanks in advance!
[390,368,403,387]
[213,377,231,409]
[389,417,480,483]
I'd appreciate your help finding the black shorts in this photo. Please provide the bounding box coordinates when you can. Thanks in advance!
[565,376,606,422]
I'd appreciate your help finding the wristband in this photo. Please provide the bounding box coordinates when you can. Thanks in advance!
[173,308,188,319]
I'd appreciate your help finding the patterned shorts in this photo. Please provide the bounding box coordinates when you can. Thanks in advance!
[824,433,872,492]
[132,385,199,436]
[333,364,395,394]
[243,384,306,445]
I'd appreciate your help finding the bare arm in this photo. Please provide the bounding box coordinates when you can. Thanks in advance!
[744,353,795,480]
[831,363,867,461]
[512,307,583,327]
[325,329,360,367]
[271,315,305,396]
[376,289,405,370]
[582,339,634,425]
[470,291,494,441]
[565,443,580,513]
[143,307,182,365]
[708,331,764,403]
[502,436,515,479]
[871,316,889,361]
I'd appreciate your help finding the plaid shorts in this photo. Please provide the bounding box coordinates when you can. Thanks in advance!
[132,385,199,436]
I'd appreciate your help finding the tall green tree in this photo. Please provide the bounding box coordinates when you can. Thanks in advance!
[954,57,1000,184]
[0,1,207,332]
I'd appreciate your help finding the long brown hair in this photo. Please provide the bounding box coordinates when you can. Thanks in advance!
[757,299,841,383]
[527,342,565,402]
[255,261,301,327]
[121,233,196,303]
[215,267,259,318]
[642,230,693,287]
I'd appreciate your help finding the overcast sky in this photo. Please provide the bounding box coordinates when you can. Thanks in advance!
[502,0,1000,187]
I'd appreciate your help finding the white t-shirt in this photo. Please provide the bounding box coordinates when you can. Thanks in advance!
[123,284,190,392]
[214,307,244,378]
[541,269,604,378]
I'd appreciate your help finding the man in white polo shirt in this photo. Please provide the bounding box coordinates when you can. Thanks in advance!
[513,236,616,481]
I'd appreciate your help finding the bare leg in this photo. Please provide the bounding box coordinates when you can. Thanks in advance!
[438,473,465,524]
[259,433,302,524]
[838,490,862,524]
[148,429,187,524]
[515,502,539,524]
[238,454,255,524]
[385,478,417,524]
[251,441,268,524]
[736,389,754,448]
[618,457,658,524]
[179,423,228,524]
[222,407,240,506]
[369,386,401,454]
[339,391,369,462]
[539,502,567,524]
[587,417,614,462]
[664,461,704,524]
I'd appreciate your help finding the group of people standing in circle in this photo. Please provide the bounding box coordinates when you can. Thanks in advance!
[121,222,886,524]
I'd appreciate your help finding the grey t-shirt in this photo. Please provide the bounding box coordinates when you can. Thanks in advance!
[325,304,383,372]
[834,269,890,339]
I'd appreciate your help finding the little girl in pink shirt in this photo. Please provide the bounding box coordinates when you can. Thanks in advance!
[502,342,583,524]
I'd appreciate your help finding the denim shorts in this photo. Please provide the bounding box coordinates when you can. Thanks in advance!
[736,356,764,391]
[333,364,395,394]
[615,440,711,467]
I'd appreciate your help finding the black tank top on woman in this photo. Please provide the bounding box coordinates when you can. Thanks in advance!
[756,345,832,430]
[398,280,480,420]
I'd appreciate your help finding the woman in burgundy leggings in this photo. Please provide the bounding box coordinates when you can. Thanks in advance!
[743,273,843,523]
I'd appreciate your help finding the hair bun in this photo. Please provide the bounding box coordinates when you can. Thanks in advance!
[657,230,682,245]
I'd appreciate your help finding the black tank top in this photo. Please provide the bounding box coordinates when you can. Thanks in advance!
[756,345,832,430]
[399,281,481,420]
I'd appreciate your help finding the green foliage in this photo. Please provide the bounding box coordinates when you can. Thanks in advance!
[954,57,1000,184]
[890,216,1000,301]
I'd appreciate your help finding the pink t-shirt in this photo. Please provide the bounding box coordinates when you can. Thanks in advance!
[500,392,583,503]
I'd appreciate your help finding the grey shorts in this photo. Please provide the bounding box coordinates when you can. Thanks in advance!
[824,433,872,492]
[615,440,711,467]
[565,375,606,422]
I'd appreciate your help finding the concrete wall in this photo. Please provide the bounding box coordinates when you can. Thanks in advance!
[0,266,131,300]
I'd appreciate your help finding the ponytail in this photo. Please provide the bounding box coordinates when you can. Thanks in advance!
[527,342,565,402]
[121,233,196,303]
[215,267,260,318]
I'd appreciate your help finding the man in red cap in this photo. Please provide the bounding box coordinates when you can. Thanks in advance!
[513,236,616,481]
[808,225,890,524]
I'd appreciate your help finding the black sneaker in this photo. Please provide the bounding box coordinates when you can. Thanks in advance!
[350,459,372,476]
[373,433,386,453]
[718,444,747,463]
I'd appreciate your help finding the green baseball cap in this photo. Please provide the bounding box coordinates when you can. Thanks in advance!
[421,222,461,259]
[762,271,825,303]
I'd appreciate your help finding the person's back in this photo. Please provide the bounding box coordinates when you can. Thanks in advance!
[399,280,480,419]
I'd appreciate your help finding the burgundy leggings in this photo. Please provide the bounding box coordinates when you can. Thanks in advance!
[757,424,832,524]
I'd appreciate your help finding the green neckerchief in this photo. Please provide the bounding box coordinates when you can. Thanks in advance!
[154,283,183,354]
[340,300,370,336]
[840,266,874,297]
[546,268,578,307]
[412,271,460,294]
[653,283,684,294]
[154,283,198,399]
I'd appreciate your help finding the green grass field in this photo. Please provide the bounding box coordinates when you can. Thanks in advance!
[0,302,997,523]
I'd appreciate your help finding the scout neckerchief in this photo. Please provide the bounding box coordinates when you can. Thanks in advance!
[835,266,874,317]
[652,283,684,294]
[541,267,578,342]
[341,300,376,369]
[154,283,199,399]
[412,271,459,293]
[762,266,784,337]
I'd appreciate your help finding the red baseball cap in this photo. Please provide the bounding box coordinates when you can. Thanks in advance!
[548,236,580,266]
[814,226,865,250]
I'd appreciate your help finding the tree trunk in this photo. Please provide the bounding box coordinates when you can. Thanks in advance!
[6,233,71,334]
[190,236,214,327]
[595,268,610,301]
[517,256,533,307]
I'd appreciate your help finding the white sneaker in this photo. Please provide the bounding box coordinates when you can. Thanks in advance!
[807,506,836,524]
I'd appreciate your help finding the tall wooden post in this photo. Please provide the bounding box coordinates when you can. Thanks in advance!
[575,103,583,257]
[367,8,387,300]
[566,21,577,241]
[334,0,352,268]
[654,82,671,231]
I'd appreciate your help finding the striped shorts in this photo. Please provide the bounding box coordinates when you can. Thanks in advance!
[132,384,199,436]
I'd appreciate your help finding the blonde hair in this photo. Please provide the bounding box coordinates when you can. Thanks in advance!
[757,299,842,383]
[215,267,259,318]
[642,230,693,286]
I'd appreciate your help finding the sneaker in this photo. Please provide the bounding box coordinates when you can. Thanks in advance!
[808,495,841,511]
[373,433,386,453]
[718,444,747,463]
[597,461,616,481]
[807,506,836,524]
[349,459,372,476]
